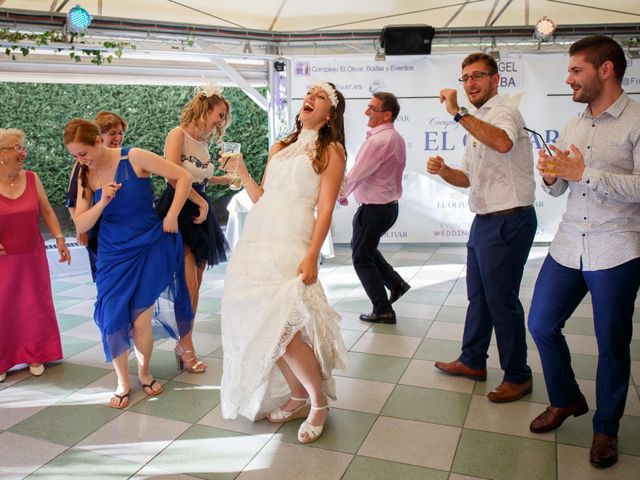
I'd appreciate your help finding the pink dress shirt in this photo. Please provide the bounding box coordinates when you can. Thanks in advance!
[342,123,406,205]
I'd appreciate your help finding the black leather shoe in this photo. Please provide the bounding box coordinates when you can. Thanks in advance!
[359,312,396,324]
[389,282,411,304]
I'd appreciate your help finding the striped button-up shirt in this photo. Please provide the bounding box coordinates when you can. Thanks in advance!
[543,92,640,271]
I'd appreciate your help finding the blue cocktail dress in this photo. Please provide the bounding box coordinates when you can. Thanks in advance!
[93,148,193,361]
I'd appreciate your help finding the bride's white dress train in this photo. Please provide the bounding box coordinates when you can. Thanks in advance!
[220,129,349,421]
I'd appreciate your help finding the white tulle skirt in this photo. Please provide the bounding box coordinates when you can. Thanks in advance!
[220,234,349,421]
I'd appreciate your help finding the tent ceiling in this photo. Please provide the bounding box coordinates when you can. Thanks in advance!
[1,1,639,88]
[2,0,639,32]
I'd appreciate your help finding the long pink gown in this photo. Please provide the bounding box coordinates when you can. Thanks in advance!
[0,170,63,374]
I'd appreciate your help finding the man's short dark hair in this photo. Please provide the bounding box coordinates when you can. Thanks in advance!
[569,35,627,83]
[372,91,400,121]
[461,52,499,75]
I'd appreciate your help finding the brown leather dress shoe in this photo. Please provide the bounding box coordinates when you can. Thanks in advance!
[590,433,618,468]
[434,359,487,381]
[529,393,589,433]
[487,378,533,403]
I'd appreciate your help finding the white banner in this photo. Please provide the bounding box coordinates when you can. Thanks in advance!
[290,54,640,243]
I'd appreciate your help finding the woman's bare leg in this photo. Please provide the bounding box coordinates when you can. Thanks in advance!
[281,332,328,426]
[274,357,308,411]
[132,306,161,394]
[178,247,206,369]
[111,350,131,406]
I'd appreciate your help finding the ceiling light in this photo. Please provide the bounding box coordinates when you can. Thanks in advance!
[66,5,92,34]
[534,16,556,41]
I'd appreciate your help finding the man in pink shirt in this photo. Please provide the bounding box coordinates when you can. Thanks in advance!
[338,92,409,324]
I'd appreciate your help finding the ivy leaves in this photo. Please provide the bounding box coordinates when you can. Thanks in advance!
[0,29,132,65]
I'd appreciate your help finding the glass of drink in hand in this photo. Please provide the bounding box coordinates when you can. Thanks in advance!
[221,142,242,191]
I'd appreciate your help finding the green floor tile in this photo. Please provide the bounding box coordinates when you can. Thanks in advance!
[57,314,92,332]
[334,352,410,383]
[413,338,461,362]
[343,456,448,480]
[129,380,220,423]
[341,329,365,349]
[209,347,224,359]
[10,403,120,446]
[333,298,374,314]
[194,314,221,335]
[428,253,467,264]
[14,362,109,397]
[389,258,426,267]
[52,297,85,310]
[197,298,221,315]
[61,335,98,358]
[571,353,598,381]
[381,385,470,427]
[434,306,466,323]
[371,318,432,338]
[400,289,449,306]
[557,412,640,456]
[278,407,376,454]
[452,429,556,480]
[148,424,264,480]
[51,281,82,294]
[27,447,142,479]
[127,349,183,382]
[563,317,595,335]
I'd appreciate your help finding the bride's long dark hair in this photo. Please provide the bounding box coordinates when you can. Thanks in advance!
[278,82,346,174]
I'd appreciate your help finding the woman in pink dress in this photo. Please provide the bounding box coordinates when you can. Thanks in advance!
[0,128,71,382]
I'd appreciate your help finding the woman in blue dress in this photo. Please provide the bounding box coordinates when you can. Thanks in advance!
[64,119,194,409]
[66,111,128,280]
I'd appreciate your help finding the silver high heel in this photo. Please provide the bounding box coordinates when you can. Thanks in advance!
[298,404,330,443]
[174,341,206,373]
[267,396,311,423]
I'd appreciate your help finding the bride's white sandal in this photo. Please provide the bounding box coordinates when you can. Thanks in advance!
[267,396,311,424]
[297,405,330,444]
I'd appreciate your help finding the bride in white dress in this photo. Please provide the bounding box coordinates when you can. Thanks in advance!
[220,82,348,443]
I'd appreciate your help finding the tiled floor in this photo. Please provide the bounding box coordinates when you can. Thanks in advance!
[2,244,639,480]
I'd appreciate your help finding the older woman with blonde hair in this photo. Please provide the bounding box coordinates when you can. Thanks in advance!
[0,128,71,382]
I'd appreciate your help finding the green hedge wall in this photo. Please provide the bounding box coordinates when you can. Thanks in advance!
[0,82,269,206]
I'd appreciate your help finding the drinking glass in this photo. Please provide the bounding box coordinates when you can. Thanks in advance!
[221,142,242,191]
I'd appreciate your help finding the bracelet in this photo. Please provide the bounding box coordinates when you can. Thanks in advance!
[55,234,65,241]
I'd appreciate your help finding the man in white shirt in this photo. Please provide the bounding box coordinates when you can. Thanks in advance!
[527,35,640,469]
[427,52,536,403]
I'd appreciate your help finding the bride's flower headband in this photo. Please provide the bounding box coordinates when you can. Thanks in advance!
[312,81,338,108]
[197,84,224,98]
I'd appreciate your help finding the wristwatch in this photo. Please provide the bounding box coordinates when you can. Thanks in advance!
[453,106,469,123]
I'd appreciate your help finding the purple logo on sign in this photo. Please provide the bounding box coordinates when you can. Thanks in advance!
[295,63,310,76]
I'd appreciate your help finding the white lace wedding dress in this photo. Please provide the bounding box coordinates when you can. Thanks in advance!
[220,129,349,421]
